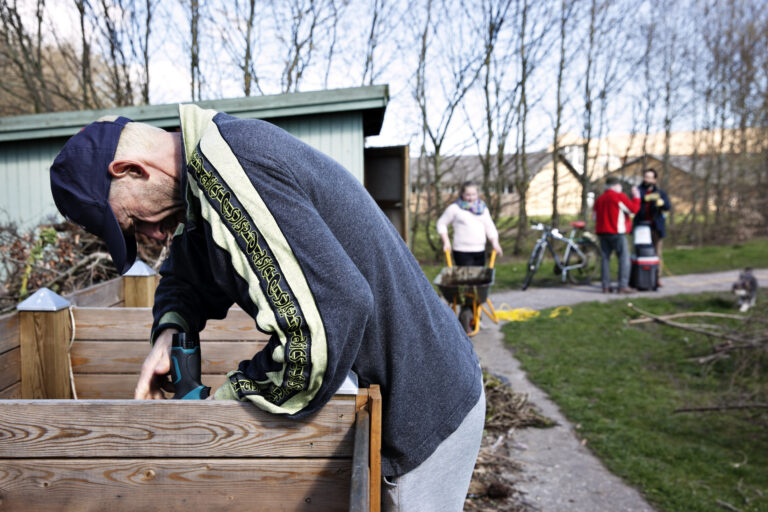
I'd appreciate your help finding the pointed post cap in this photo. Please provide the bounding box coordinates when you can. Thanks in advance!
[16,287,71,312]
[124,259,156,276]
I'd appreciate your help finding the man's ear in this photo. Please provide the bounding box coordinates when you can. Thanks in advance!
[108,160,149,180]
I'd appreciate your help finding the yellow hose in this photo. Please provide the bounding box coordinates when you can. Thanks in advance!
[495,304,572,322]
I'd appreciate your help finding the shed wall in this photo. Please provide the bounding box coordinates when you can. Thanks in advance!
[271,112,364,183]
[0,137,68,230]
[0,113,364,231]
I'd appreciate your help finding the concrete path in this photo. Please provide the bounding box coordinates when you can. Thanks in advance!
[471,268,768,512]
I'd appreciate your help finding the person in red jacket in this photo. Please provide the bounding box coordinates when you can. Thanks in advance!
[593,177,641,293]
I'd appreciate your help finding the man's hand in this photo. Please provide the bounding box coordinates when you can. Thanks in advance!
[631,186,640,198]
[134,329,177,399]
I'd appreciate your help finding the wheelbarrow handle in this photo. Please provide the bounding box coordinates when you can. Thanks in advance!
[489,250,496,269]
[445,250,453,268]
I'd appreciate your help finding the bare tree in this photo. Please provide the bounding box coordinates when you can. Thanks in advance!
[190,0,201,100]
[465,0,515,221]
[578,0,631,221]
[219,0,263,96]
[511,0,552,254]
[95,0,136,106]
[638,17,656,169]
[0,0,54,113]
[512,0,532,255]
[175,0,205,101]
[74,0,93,108]
[361,0,384,86]
[131,0,156,104]
[550,0,576,226]
[413,0,483,254]
[275,0,328,93]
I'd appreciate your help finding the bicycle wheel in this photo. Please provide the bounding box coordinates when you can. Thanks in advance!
[566,240,600,284]
[522,244,544,290]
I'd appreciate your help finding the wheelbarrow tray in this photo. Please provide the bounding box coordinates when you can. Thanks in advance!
[433,266,495,304]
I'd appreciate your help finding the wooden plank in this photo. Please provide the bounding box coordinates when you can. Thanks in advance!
[73,307,267,341]
[205,308,267,340]
[19,309,72,399]
[0,310,19,354]
[350,409,371,512]
[72,307,153,340]
[0,398,357,458]
[0,458,351,512]
[369,384,382,512]
[73,374,229,399]
[71,340,264,374]
[0,347,21,391]
[123,275,156,308]
[0,381,21,399]
[64,278,123,307]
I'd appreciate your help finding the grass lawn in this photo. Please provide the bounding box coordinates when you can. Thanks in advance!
[502,292,768,512]
[420,237,768,292]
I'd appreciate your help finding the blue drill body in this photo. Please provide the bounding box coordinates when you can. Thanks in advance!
[170,332,211,400]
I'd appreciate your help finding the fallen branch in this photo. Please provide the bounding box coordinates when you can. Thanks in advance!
[0,251,112,314]
[627,303,761,346]
[716,499,743,512]
[674,404,768,414]
[41,252,110,290]
[629,312,746,325]
[4,257,67,276]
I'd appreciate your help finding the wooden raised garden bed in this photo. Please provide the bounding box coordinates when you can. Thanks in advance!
[0,265,381,511]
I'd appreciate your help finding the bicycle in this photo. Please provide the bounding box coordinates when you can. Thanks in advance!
[521,220,599,290]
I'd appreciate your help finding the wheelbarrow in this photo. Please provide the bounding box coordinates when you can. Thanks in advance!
[433,250,499,336]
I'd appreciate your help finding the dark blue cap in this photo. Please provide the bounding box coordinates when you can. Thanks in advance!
[50,116,136,274]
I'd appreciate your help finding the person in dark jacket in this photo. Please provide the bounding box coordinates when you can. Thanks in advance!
[633,168,671,286]
[49,108,484,512]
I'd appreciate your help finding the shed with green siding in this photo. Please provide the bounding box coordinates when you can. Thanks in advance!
[0,86,388,232]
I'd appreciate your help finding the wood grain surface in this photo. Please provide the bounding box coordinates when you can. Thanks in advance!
[0,347,20,391]
[123,275,156,308]
[72,374,229,399]
[64,278,123,307]
[70,341,265,374]
[0,382,21,399]
[350,409,370,512]
[0,311,19,354]
[368,385,382,511]
[0,458,351,512]
[0,398,356,458]
[73,307,268,341]
[19,309,72,399]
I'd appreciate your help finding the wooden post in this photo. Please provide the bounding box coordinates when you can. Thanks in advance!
[17,288,72,399]
[123,260,157,308]
[368,384,382,512]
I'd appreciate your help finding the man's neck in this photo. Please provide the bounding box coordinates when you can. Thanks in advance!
[154,132,184,183]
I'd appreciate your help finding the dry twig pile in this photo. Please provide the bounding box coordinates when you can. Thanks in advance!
[464,372,556,512]
[0,221,165,313]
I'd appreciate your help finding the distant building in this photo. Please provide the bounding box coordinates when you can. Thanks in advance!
[410,151,583,218]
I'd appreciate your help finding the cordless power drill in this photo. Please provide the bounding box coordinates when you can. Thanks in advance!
[170,332,211,399]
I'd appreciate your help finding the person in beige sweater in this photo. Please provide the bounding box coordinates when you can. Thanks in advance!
[437,181,503,266]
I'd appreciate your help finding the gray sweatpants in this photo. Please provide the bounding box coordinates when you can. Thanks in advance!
[382,380,485,511]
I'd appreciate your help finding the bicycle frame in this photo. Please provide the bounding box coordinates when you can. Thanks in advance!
[531,225,588,282]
